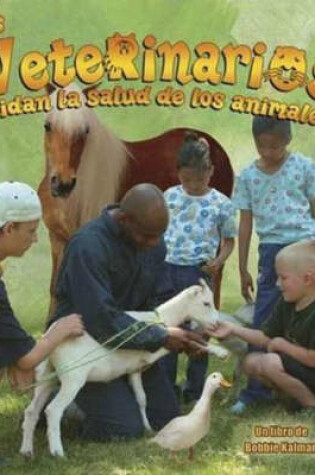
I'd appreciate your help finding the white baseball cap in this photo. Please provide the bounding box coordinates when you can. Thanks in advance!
[0,181,42,227]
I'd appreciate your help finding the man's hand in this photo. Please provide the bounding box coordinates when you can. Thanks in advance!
[164,327,208,355]
[7,366,35,391]
[240,270,254,303]
[205,320,235,340]
[267,337,288,354]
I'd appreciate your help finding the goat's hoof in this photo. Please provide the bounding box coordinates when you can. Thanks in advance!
[145,425,154,433]
[20,450,33,460]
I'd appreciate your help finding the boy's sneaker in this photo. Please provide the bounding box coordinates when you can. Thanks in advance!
[230,400,248,415]
[230,395,277,414]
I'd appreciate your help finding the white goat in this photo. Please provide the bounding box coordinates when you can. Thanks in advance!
[20,279,228,457]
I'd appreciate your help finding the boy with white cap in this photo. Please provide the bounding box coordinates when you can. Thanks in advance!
[0,181,84,390]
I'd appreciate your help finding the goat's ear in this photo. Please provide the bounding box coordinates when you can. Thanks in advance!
[199,278,208,290]
[190,286,201,297]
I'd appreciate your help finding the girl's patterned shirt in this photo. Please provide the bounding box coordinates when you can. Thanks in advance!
[233,152,315,243]
[164,186,237,266]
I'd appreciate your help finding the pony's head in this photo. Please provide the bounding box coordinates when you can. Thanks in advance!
[44,84,92,198]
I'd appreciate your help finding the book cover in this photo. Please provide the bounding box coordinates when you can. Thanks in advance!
[1,1,315,472]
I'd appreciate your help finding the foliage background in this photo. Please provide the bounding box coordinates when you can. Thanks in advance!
[1,1,315,473]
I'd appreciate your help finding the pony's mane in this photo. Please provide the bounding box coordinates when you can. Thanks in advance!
[45,84,91,137]
[70,115,128,226]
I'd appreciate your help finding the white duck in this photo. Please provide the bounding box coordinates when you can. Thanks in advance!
[149,372,231,460]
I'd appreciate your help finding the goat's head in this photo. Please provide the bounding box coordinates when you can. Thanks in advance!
[184,278,219,328]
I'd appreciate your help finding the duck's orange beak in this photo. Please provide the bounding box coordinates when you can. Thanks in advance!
[220,378,232,388]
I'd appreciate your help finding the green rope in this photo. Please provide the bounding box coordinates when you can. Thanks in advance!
[56,320,149,373]
[55,309,163,374]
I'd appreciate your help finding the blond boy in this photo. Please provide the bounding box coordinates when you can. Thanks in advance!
[209,240,315,410]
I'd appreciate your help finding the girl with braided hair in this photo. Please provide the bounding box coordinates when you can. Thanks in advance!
[154,132,236,403]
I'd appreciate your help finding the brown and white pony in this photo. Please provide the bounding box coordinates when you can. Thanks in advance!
[38,84,234,315]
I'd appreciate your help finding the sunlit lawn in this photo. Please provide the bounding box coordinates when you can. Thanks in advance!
[2,1,315,473]
[1,352,315,474]
[1,246,315,474]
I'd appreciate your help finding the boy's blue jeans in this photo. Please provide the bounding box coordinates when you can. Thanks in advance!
[152,262,212,402]
[239,242,289,405]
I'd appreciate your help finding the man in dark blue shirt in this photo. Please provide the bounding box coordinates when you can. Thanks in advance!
[52,183,207,440]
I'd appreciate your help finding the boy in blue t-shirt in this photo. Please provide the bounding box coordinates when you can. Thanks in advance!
[232,117,315,413]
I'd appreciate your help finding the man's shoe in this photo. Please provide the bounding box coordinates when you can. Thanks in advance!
[182,388,201,405]
[63,402,85,423]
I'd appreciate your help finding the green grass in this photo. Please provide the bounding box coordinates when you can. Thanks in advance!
[2,1,315,473]
[1,355,315,474]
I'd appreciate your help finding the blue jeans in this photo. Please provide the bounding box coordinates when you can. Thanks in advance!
[239,242,289,405]
[152,262,212,401]
[75,361,179,440]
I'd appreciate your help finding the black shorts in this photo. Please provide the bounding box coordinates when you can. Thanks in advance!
[277,352,315,393]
